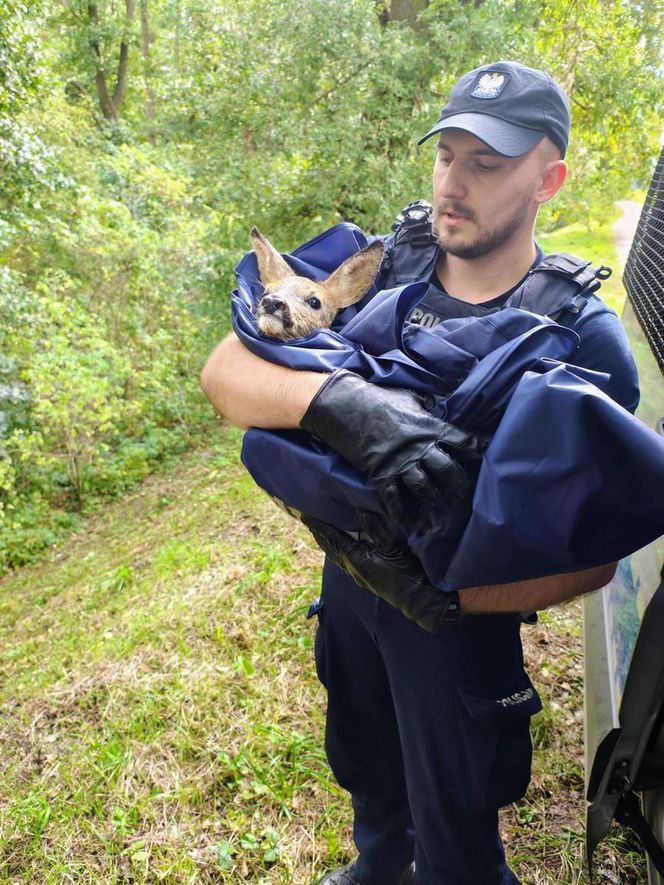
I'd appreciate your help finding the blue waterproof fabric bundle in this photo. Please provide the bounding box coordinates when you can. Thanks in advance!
[232,224,664,591]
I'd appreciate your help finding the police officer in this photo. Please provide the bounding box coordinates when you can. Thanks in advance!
[201,61,639,885]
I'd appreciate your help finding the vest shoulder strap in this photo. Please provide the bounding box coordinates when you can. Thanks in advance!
[512,252,613,320]
[381,200,438,287]
[381,200,613,321]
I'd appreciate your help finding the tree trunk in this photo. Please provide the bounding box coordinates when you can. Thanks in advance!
[111,0,135,115]
[87,0,135,121]
[88,1,117,120]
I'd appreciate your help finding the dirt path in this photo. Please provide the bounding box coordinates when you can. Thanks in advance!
[613,199,643,271]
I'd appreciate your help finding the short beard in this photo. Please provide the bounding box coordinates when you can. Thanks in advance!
[434,195,531,260]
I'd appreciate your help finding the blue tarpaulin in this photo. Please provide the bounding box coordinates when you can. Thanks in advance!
[232,223,664,592]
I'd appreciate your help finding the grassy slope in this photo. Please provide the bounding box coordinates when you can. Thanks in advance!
[0,220,647,884]
[0,429,347,884]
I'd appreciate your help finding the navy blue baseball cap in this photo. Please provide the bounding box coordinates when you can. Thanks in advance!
[419,61,571,158]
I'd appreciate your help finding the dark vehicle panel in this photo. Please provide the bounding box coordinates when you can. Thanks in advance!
[584,146,664,883]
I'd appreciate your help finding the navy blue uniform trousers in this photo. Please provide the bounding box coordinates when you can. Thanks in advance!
[315,560,542,885]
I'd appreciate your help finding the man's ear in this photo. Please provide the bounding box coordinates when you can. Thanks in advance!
[536,160,567,205]
[320,241,385,309]
[251,227,295,285]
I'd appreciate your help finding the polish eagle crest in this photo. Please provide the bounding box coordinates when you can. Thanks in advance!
[471,72,506,98]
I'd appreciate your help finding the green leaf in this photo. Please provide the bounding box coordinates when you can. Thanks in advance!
[240,832,259,850]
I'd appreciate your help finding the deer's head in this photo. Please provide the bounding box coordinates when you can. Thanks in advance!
[251,227,384,341]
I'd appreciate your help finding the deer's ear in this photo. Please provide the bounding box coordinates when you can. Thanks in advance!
[320,241,385,309]
[251,227,295,285]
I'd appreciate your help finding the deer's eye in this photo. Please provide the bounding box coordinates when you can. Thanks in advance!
[306,296,321,310]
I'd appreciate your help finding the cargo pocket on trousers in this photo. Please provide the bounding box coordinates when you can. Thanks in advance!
[307,597,327,689]
[457,671,542,812]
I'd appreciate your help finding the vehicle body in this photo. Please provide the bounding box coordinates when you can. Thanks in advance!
[584,147,664,882]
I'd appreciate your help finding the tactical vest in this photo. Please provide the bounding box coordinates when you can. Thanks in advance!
[378,200,613,323]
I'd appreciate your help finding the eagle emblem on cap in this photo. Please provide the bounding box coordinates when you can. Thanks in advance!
[471,72,506,99]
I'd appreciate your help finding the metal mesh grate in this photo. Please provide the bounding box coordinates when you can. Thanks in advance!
[623,146,664,376]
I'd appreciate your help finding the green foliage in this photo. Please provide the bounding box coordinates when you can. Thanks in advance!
[424,0,664,227]
[164,0,437,243]
[0,0,43,117]
[0,0,662,571]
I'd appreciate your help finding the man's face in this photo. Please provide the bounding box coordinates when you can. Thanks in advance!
[431,129,546,260]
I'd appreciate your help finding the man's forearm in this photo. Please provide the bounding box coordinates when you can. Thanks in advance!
[200,333,329,429]
[459,560,618,613]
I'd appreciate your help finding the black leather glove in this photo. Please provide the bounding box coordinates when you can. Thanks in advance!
[300,370,487,535]
[301,512,462,633]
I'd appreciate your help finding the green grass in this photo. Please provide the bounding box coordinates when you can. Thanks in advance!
[0,430,345,883]
[0,432,648,884]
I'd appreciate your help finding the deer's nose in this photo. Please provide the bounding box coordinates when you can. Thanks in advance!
[261,295,285,315]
